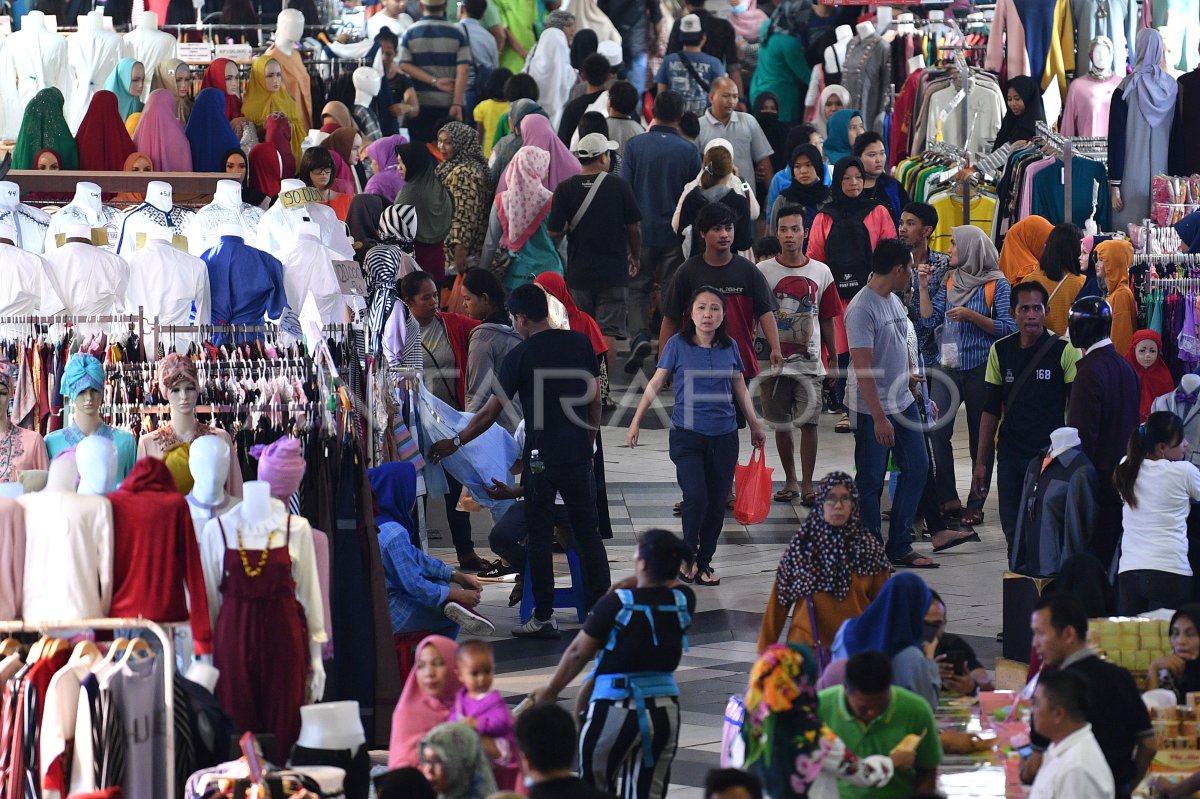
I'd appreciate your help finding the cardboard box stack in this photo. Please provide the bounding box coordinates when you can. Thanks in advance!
[1088,617,1173,688]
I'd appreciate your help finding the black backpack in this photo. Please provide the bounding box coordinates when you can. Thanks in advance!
[822,206,874,300]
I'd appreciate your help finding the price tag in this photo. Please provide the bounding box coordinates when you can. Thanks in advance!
[0,17,12,36]
[279,309,304,339]
[332,259,368,298]
[279,186,323,209]
[214,43,253,62]
[177,41,214,63]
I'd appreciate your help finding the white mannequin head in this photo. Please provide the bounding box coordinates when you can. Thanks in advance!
[241,480,274,523]
[138,11,159,29]
[189,434,231,502]
[146,180,173,213]
[73,182,103,212]
[353,67,382,106]
[0,183,17,210]
[1182,374,1200,395]
[1090,36,1114,74]
[0,222,16,246]
[855,20,875,38]
[76,435,117,495]
[275,8,304,52]
[1048,427,1082,457]
[835,24,852,43]
[214,178,243,208]
[46,457,79,492]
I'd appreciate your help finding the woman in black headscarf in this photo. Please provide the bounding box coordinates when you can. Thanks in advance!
[1148,604,1200,703]
[770,143,830,246]
[570,29,599,70]
[753,92,791,176]
[992,75,1046,151]
[347,193,387,263]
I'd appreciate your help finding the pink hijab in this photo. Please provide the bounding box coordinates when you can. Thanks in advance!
[499,147,554,251]
[387,635,461,768]
[133,89,193,172]
[497,113,580,193]
[728,0,768,41]
[329,150,357,195]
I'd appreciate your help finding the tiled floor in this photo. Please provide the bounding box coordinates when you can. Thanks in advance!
[424,372,1008,795]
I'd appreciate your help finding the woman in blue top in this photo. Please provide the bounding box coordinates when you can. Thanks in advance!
[627,287,765,586]
[917,225,1016,527]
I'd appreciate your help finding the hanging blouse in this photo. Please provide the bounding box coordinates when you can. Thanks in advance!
[0,425,48,483]
[44,422,137,488]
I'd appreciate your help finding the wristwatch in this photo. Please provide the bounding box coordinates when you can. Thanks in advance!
[453,433,462,448]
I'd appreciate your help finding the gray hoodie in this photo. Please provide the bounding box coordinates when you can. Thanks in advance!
[466,321,524,431]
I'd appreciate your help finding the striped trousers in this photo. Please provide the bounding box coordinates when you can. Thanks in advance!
[579,695,680,799]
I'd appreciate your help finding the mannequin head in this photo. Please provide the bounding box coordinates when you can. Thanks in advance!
[158,352,199,415]
[138,11,159,29]
[1090,36,1114,74]
[255,436,306,500]
[171,63,191,98]
[128,61,146,97]
[146,180,173,212]
[46,457,79,493]
[275,8,304,47]
[35,149,62,171]
[263,58,284,93]
[147,225,173,243]
[352,67,382,103]
[214,177,244,207]
[223,60,240,97]
[223,151,247,179]
[75,435,117,496]
[77,14,94,29]
[73,181,102,210]
[62,354,105,434]
[0,183,17,210]
[189,434,231,500]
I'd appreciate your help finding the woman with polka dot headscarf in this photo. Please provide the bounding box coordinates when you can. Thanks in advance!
[757,471,890,654]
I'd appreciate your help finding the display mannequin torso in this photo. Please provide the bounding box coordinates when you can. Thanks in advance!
[0,11,71,124]
[265,10,313,131]
[126,229,212,354]
[0,228,51,330]
[42,227,129,326]
[116,180,196,259]
[295,701,366,751]
[121,13,178,102]
[44,182,121,255]
[185,179,265,255]
[66,11,123,132]
[198,229,289,336]
[137,403,243,498]
[279,223,349,328]
[257,180,355,260]
[823,24,853,84]
[0,182,51,255]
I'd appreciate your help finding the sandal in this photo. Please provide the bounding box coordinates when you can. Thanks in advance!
[773,488,800,502]
[932,530,981,553]
[800,491,817,508]
[696,568,721,586]
[835,413,851,434]
[959,509,985,526]
[677,565,697,584]
[889,551,940,569]
[673,501,682,516]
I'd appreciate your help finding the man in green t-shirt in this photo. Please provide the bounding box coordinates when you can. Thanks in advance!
[818,651,943,798]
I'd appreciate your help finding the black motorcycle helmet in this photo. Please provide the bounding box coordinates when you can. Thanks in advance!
[1067,296,1112,351]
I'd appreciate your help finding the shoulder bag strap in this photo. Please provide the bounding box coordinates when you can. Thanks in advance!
[1046,276,1068,306]
[679,52,711,94]
[568,172,607,232]
[1007,335,1062,406]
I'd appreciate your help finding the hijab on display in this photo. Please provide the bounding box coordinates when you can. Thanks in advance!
[417,723,498,799]
[1125,28,1178,128]
[200,58,243,120]
[1089,35,1116,80]
[347,193,387,256]
[61,354,106,399]
[782,143,831,207]
[13,88,79,171]
[75,90,137,172]
[773,472,889,606]
[232,116,260,155]
[997,215,1053,283]
[1096,237,1135,296]
[1176,210,1200,252]
[368,461,417,534]
[157,352,198,394]
[254,436,307,500]
[813,84,850,137]
[826,156,870,213]
[946,225,1004,307]
[113,151,154,203]
[246,143,283,207]
[393,142,453,244]
[823,108,862,165]
[499,113,581,192]
[363,134,409,202]
[1125,329,1175,422]
[125,112,143,138]
[151,58,194,123]
[221,148,248,188]
[993,75,1045,149]
[534,272,608,356]
[498,146,554,251]
[185,88,242,173]
[242,55,305,163]
[104,58,146,120]
[320,101,355,133]
[134,89,194,172]
[840,572,932,658]
[264,113,298,179]
[388,635,462,768]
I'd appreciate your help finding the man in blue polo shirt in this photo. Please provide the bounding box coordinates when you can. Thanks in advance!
[621,90,701,374]
[399,0,471,143]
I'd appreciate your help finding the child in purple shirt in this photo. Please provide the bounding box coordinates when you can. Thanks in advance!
[450,640,520,789]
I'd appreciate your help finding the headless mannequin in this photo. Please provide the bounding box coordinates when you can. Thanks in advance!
[266,10,313,129]
[76,435,118,496]
[296,701,365,751]
[855,21,876,40]
[67,10,122,132]
[186,179,264,254]
[1182,374,1200,396]
[823,25,853,84]
[46,182,120,254]
[127,226,212,354]
[0,182,50,255]
[1047,427,1083,461]
[2,11,71,113]
[121,12,177,102]
[259,179,355,259]
[281,220,349,330]
[117,180,196,257]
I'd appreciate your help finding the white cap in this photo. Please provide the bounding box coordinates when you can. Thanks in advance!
[598,40,622,66]
[65,224,92,240]
[704,137,734,154]
[574,132,619,158]
[679,13,703,41]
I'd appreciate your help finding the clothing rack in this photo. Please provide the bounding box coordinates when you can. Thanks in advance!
[0,618,177,798]
[1035,123,1109,227]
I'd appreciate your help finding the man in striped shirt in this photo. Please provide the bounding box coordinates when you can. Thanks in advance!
[399,0,471,143]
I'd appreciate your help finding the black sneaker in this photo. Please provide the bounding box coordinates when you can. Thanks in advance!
[624,334,652,375]
[478,562,521,581]
[511,614,560,639]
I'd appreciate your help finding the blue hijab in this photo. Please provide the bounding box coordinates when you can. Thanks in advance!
[369,461,417,535]
[840,572,931,658]
[185,88,242,173]
[104,58,145,120]
[824,108,862,166]
[61,354,105,399]
[1176,211,1200,254]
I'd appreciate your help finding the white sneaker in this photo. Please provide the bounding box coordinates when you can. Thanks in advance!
[511,613,560,639]
[444,602,496,636]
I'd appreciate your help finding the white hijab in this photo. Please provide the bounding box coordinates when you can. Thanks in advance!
[813,84,851,137]
[524,27,575,128]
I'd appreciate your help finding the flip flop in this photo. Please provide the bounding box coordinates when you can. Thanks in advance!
[773,488,800,502]
[800,492,817,508]
[889,552,940,569]
[835,413,851,434]
[959,509,985,526]
[932,530,982,553]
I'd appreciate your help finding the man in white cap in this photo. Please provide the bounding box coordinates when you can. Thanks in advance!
[656,14,726,117]
[547,132,643,372]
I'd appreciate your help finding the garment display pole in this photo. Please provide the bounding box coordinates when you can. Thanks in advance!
[0,618,176,797]
[957,55,972,227]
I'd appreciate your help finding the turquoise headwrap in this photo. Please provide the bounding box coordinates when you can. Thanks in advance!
[104,59,145,120]
[61,354,105,399]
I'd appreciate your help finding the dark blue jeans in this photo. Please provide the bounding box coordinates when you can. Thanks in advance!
[669,428,739,572]
[523,459,610,620]
[489,502,570,568]
[997,455,1035,550]
[854,403,929,560]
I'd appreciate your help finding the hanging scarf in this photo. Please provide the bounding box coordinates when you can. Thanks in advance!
[435,121,490,184]
[497,146,553,251]
[774,472,889,605]
[75,90,136,172]
[200,58,242,120]
[364,134,409,202]
[394,143,454,245]
[1124,28,1178,128]
[1125,329,1175,422]
[534,272,608,355]
[150,58,194,124]
[1176,210,1200,253]
[823,109,861,165]
[742,643,827,798]
[247,142,283,206]
[782,144,831,208]
[387,636,462,768]
[13,88,79,171]
[993,75,1045,149]
[242,55,305,164]
[133,89,194,172]
[813,84,850,137]
[104,58,145,120]
[1097,238,1134,297]
[417,723,498,799]
[840,572,931,658]
[264,113,298,179]
[186,88,242,173]
[998,215,1052,283]
[946,225,1003,307]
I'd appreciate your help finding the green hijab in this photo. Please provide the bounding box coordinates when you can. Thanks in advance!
[393,142,454,244]
[13,88,79,171]
[104,59,146,120]
[418,722,497,799]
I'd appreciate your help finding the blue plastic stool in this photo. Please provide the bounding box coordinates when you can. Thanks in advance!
[519,548,588,624]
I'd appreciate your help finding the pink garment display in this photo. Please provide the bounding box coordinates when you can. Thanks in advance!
[0,425,49,483]
[1018,158,1055,219]
[133,89,194,172]
[1060,73,1124,136]
[984,0,1032,79]
[0,498,24,620]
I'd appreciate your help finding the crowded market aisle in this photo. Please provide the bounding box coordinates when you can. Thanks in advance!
[423,369,1007,794]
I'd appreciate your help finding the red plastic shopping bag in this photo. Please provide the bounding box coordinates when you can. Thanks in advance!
[733,446,773,525]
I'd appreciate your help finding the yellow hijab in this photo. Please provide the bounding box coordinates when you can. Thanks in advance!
[241,55,303,163]
[1097,238,1134,297]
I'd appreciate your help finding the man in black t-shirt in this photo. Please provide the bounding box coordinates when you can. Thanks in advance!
[548,132,643,369]
[429,284,610,640]
[975,281,1081,547]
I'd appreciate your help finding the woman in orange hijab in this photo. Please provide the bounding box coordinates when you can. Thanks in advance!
[1095,238,1137,355]
[998,215,1053,283]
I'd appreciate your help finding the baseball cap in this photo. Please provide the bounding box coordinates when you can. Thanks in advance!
[679,13,703,43]
[598,40,623,67]
[574,132,619,158]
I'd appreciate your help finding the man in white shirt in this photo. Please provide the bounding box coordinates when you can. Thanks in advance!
[1029,669,1115,799]
[367,0,414,40]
